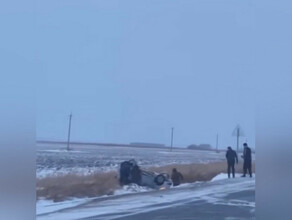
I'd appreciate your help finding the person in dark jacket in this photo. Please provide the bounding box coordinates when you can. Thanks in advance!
[171,168,184,186]
[226,146,238,178]
[241,143,252,177]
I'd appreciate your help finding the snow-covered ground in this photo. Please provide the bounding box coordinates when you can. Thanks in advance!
[37,173,255,220]
[37,198,94,216]
[37,184,153,216]
[37,143,226,178]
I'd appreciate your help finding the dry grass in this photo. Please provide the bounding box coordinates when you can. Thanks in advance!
[147,162,255,183]
[37,171,119,202]
[37,162,255,201]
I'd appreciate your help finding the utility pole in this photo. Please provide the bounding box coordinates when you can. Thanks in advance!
[67,113,72,151]
[232,124,244,154]
[216,133,219,152]
[170,127,174,151]
[236,127,240,153]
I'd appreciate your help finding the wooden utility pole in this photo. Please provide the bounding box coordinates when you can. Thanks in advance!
[232,124,244,154]
[170,127,174,151]
[216,133,219,152]
[236,127,239,153]
[67,113,72,151]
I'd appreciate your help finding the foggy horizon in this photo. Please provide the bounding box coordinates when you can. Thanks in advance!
[37,121,253,150]
[36,1,255,149]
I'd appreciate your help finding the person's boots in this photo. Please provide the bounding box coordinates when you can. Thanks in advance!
[241,174,246,177]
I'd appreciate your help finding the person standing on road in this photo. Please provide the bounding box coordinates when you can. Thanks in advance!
[171,168,184,186]
[241,143,252,177]
[226,146,238,178]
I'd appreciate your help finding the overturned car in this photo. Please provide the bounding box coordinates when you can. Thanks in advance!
[119,159,172,190]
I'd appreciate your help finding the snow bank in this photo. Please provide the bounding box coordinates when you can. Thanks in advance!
[38,149,87,154]
[37,198,92,215]
[211,173,255,182]
[114,184,152,195]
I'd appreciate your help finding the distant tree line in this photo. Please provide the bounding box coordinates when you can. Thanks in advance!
[187,144,213,151]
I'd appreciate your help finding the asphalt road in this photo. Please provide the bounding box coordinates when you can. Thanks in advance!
[112,189,255,220]
[38,176,255,220]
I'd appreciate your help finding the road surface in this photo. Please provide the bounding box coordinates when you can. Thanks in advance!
[37,174,255,220]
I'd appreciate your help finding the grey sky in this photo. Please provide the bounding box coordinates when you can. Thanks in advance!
[36,0,256,148]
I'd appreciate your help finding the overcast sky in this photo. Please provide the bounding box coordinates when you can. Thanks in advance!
[36,0,256,149]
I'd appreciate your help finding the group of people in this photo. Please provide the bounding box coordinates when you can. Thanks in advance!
[172,143,253,186]
[172,142,253,186]
[119,143,253,188]
[226,143,253,178]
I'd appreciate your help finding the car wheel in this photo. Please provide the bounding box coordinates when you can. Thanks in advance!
[154,174,165,186]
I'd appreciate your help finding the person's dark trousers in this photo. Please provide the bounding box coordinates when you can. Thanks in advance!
[243,160,252,177]
[227,160,235,178]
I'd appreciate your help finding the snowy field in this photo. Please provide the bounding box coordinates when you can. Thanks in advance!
[37,143,255,219]
[37,173,255,220]
[37,143,226,178]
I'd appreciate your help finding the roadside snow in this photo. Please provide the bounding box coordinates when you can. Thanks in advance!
[211,173,229,181]
[37,173,255,220]
[174,182,199,188]
[211,173,255,182]
[36,198,93,215]
[37,185,151,216]
[38,149,87,153]
[114,184,152,195]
